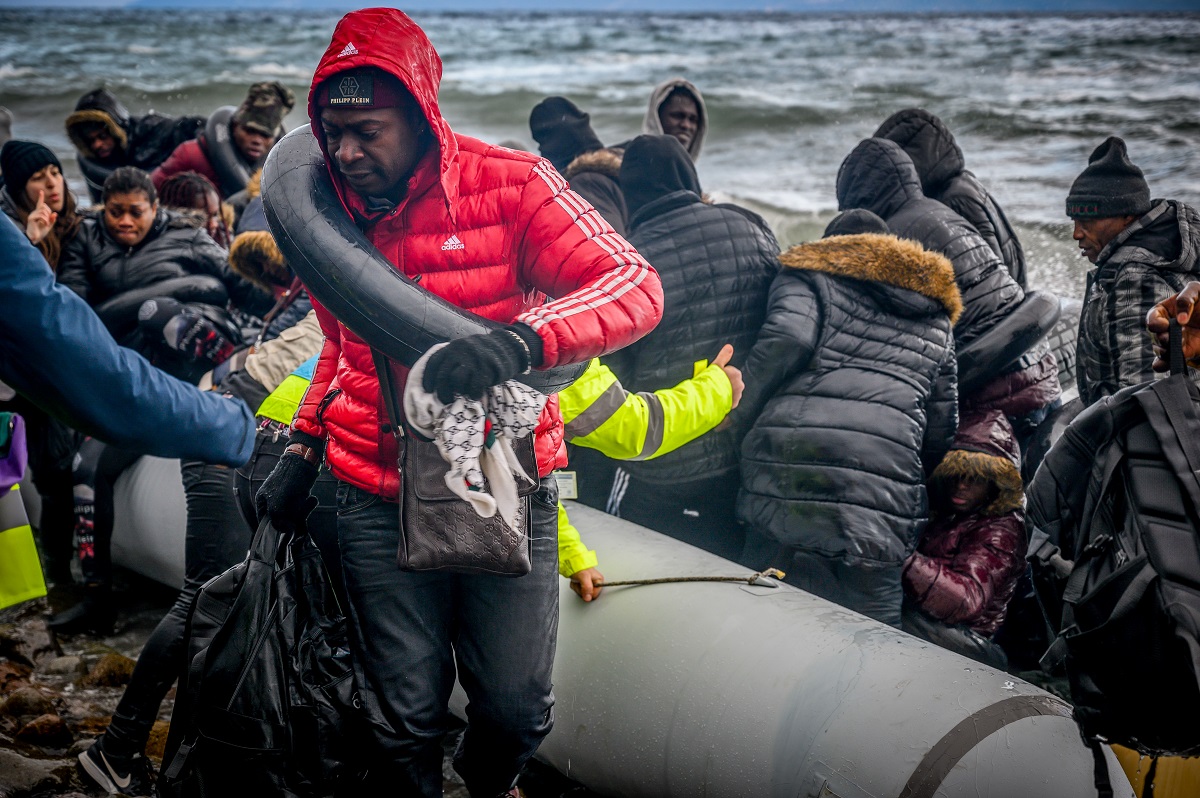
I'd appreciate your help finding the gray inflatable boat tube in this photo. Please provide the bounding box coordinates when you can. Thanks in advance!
[454,503,1133,798]
[260,127,585,395]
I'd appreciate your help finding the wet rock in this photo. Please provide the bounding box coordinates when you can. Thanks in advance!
[0,748,73,797]
[145,719,171,763]
[0,619,59,667]
[0,686,53,720]
[15,712,73,748]
[39,655,86,678]
[0,660,32,694]
[80,652,136,688]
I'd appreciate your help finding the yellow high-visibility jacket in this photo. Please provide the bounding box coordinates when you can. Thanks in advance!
[555,357,733,576]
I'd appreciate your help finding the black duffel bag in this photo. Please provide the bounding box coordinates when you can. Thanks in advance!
[158,513,362,797]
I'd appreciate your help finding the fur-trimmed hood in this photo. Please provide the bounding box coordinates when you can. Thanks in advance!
[932,409,1023,516]
[229,229,289,292]
[779,233,962,324]
[65,88,130,158]
[564,148,622,181]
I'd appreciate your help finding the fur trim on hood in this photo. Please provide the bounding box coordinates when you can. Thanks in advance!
[229,229,289,291]
[564,148,622,180]
[245,168,263,200]
[65,108,129,157]
[779,233,962,324]
[931,409,1023,516]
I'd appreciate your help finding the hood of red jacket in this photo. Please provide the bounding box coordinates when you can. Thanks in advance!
[308,7,460,218]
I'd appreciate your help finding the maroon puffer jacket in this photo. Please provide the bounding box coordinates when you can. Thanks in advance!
[903,409,1026,636]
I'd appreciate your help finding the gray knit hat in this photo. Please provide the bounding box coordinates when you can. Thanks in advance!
[1066,136,1151,219]
[232,81,295,137]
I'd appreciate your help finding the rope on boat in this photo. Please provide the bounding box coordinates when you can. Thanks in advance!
[599,567,786,589]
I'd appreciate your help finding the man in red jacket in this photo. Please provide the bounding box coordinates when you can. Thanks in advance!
[255,9,662,797]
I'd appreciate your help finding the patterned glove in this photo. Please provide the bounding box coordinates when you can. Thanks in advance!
[421,324,544,403]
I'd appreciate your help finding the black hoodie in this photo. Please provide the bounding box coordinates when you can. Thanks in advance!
[875,109,1027,288]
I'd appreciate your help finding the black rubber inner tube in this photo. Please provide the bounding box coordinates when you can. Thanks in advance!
[260,127,585,395]
[956,290,1061,396]
[206,106,263,198]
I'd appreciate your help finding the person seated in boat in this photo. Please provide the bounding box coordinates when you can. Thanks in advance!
[1068,136,1200,407]
[901,409,1025,669]
[65,87,204,204]
[529,96,628,235]
[874,108,1026,288]
[58,167,271,382]
[151,81,294,200]
[836,138,1059,457]
[572,134,776,562]
[157,171,232,250]
[0,140,82,272]
[734,210,961,628]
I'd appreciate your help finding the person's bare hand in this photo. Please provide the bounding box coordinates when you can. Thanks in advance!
[24,190,57,245]
[569,567,604,602]
[1147,282,1200,371]
[712,344,743,409]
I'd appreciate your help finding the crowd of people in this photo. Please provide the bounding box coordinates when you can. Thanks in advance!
[1,6,1198,796]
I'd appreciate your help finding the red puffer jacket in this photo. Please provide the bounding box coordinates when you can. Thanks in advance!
[291,8,663,500]
[902,410,1027,636]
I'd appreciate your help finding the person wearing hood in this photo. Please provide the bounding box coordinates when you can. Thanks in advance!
[65,88,204,204]
[529,96,628,235]
[1068,136,1200,406]
[641,78,707,162]
[252,10,662,797]
[578,134,776,560]
[151,81,294,199]
[901,409,1026,668]
[733,210,961,627]
[836,137,1059,451]
[875,108,1027,288]
[0,140,82,271]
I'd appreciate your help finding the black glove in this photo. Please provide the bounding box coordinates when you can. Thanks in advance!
[422,324,543,404]
[255,434,323,529]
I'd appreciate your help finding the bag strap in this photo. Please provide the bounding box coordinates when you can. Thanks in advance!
[1089,738,1115,798]
[372,348,406,432]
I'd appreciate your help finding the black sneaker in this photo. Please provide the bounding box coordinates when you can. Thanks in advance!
[78,739,156,796]
[46,593,116,636]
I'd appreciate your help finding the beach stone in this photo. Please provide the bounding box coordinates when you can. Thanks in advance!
[0,620,59,667]
[39,655,86,678]
[145,719,171,762]
[0,686,53,719]
[0,748,73,797]
[15,712,73,748]
[0,660,33,694]
[81,652,136,688]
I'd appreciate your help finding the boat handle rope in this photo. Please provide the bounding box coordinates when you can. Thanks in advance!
[599,567,785,589]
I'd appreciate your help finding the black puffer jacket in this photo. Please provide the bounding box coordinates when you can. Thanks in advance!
[875,109,1027,287]
[609,136,778,482]
[736,233,961,566]
[65,89,204,203]
[58,210,266,313]
[837,138,1023,351]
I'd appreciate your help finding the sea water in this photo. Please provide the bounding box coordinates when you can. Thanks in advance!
[1,9,1197,298]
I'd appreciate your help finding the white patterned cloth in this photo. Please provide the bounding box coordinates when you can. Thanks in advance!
[404,343,547,527]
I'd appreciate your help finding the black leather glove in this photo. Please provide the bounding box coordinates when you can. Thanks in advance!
[422,324,544,403]
[255,432,323,529]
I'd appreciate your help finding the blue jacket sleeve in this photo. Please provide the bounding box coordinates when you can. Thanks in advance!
[0,216,254,465]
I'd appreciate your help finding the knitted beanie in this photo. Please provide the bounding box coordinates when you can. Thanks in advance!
[0,140,61,201]
[823,209,890,238]
[232,81,295,137]
[1066,136,1151,219]
[529,97,603,173]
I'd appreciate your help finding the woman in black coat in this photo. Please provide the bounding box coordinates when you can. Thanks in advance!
[734,211,961,627]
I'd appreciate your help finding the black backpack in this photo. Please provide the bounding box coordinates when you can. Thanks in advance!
[1027,327,1200,764]
[157,515,362,797]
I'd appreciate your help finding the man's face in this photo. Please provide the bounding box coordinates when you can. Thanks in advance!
[231,122,275,163]
[320,104,426,199]
[1073,215,1137,264]
[658,92,700,151]
[81,124,117,160]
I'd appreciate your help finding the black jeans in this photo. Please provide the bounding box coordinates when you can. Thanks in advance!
[335,478,560,798]
[609,468,745,563]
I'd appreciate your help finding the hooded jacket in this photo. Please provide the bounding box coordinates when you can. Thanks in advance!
[1077,199,1200,406]
[836,138,1023,354]
[875,109,1027,287]
[903,409,1026,636]
[607,134,777,483]
[736,233,961,568]
[58,210,266,316]
[65,88,204,203]
[563,149,628,237]
[641,78,707,161]
[290,9,662,500]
